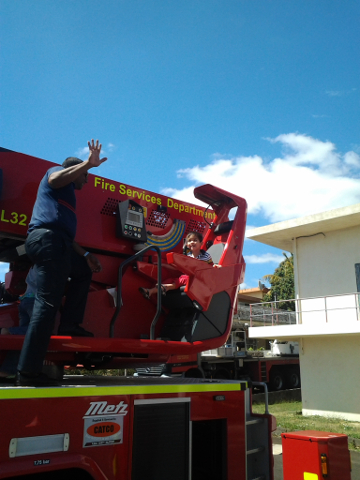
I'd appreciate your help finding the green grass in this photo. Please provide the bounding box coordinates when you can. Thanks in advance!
[252,401,360,449]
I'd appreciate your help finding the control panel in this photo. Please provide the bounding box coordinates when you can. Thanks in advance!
[116,199,147,243]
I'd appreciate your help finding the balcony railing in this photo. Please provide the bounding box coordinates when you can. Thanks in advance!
[249,292,360,327]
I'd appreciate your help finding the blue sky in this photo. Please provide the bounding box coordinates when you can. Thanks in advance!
[1,0,359,287]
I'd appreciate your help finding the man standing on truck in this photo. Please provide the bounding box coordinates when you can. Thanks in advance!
[16,139,107,386]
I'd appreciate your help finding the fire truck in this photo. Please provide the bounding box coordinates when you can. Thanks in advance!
[137,330,300,391]
[0,147,278,480]
[0,148,353,480]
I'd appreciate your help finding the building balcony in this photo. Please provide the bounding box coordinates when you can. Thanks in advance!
[248,292,360,340]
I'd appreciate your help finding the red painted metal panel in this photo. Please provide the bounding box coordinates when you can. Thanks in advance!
[282,431,351,480]
[0,383,249,480]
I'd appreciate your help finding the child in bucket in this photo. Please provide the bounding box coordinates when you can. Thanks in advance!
[139,231,214,299]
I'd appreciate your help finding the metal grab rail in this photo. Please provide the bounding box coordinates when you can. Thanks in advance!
[249,302,298,327]
[109,245,162,339]
[250,292,360,327]
[252,382,269,414]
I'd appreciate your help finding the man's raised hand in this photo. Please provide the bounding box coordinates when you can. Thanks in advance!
[87,139,107,167]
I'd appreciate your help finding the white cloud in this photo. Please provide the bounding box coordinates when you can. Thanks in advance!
[75,147,89,160]
[162,133,360,223]
[343,151,360,168]
[325,88,356,97]
[244,254,284,264]
[325,90,344,97]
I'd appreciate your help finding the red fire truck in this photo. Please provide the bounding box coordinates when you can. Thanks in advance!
[0,375,275,480]
[0,148,352,480]
[137,330,301,391]
[0,147,278,480]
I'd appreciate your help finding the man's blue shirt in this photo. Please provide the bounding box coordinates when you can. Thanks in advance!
[28,166,77,240]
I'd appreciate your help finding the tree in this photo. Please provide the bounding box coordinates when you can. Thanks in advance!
[262,253,295,311]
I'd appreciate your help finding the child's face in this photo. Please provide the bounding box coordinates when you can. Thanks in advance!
[186,235,201,256]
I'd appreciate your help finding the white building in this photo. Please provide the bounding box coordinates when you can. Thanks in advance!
[247,204,360,422]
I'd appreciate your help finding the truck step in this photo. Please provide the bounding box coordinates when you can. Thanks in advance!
[246,418,264,425]
[246,446,265,455]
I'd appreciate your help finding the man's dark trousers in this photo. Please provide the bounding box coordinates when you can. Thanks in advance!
[18,228,92,375]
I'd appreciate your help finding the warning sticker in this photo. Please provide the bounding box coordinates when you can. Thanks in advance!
[83,415,124,448]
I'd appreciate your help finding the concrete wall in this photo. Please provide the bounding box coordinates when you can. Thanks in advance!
[301,335,360,421]
[295,225,360,298]
[295,225,360,420]
[250,216,360,421]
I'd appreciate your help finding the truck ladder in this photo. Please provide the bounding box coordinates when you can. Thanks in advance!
[245,384,271,480]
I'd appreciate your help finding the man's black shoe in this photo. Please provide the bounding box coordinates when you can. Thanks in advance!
[58,325,94,337]
[15,372,60,387]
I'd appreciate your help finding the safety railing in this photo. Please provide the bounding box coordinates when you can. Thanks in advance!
[249,292,360,327]
[109,245,163,339]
